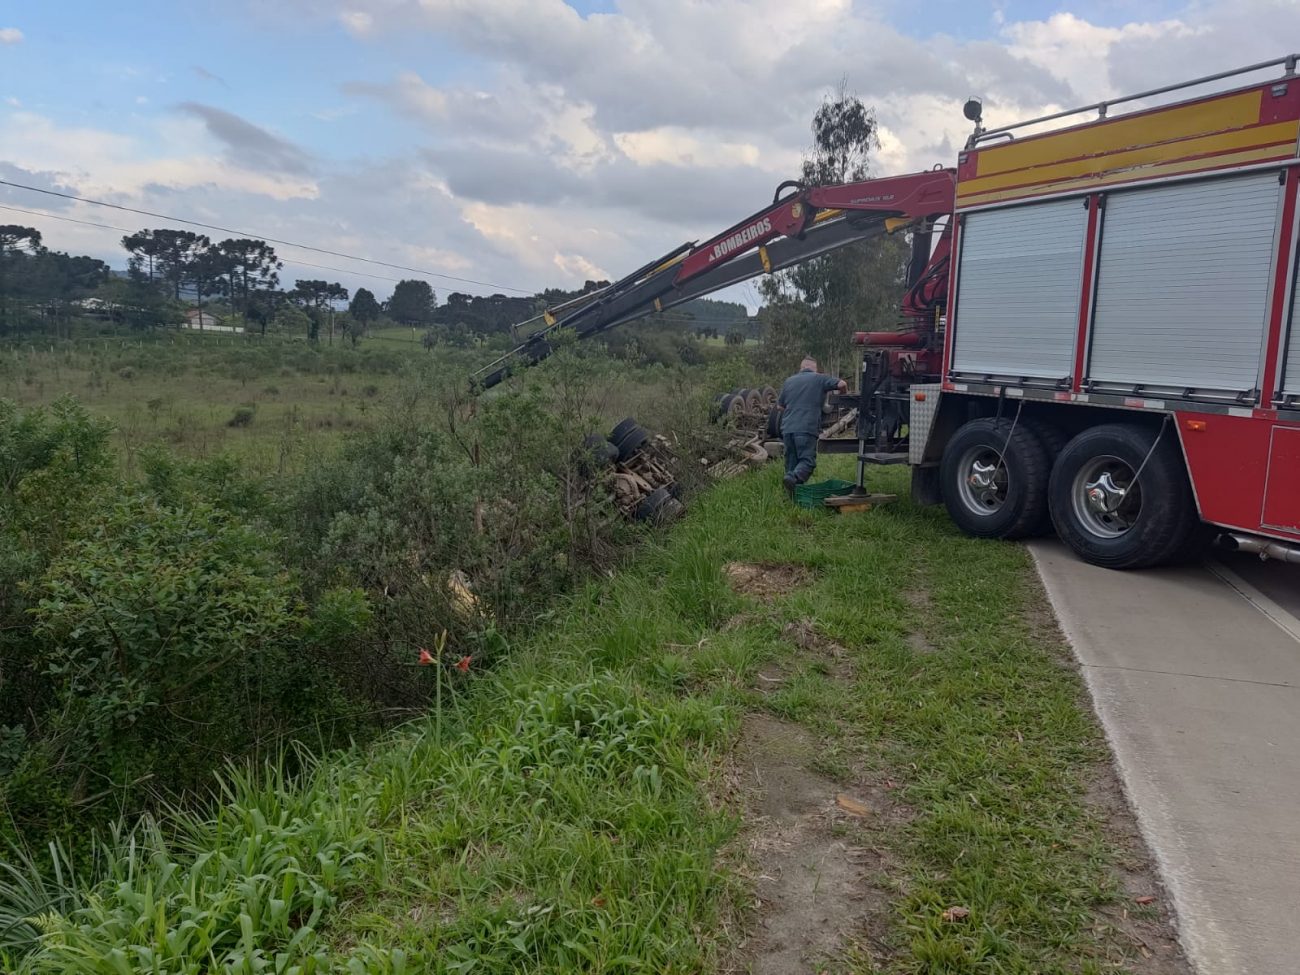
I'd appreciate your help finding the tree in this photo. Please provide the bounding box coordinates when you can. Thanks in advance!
[142,229,209,302]
[290,279,349,344]
[759,80,908,374]
[244,288,282,337]
[385,279,436,326]
[349,287,381,328]
[0,225,42,333]
[216,239,281,314]
[121,229,163,286]
[338,311,365,347]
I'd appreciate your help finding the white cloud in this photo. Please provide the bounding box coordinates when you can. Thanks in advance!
[9,0,1300,305]
[339,10,373,35]
[0,27,23,45]
[2,110,319,204]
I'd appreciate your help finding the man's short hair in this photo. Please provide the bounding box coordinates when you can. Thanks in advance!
[800,356,818,371]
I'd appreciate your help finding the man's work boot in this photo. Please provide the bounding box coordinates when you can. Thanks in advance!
[783,473,797,500]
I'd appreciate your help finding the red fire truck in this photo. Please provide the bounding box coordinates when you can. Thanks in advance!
[477,55,1300,570]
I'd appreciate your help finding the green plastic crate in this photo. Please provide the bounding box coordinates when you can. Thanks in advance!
[793,478,857,509]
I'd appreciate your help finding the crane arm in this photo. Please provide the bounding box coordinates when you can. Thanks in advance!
[474,167,956,389]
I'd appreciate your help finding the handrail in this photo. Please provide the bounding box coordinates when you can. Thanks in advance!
[976,53,1299,141]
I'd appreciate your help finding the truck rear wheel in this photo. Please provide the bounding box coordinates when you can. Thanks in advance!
[940,418,1050,540]
[1048,423,1196,570]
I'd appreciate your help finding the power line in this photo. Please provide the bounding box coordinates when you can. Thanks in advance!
[0,202,434,287]
[0,178,532,295]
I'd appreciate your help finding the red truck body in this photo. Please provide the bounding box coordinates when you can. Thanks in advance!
[907,58,1300,565]
[485,55,1300,568]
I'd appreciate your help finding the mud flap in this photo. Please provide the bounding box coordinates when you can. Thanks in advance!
[911,464,941,506]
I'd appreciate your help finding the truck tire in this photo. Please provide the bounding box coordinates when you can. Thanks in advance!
[1047,423,1197,570]
[613,423,650,461]
[719,393,745,420]
[940,418,1050,540]
[1022,417,1067,534]
[582,433,618,469]
[636,486,683,524]
[765,406,783,439]
[611,417,639,443]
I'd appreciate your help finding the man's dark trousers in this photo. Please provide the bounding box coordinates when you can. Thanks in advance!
[783,432,818,485]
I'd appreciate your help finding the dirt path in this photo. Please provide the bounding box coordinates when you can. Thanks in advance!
[731,712,891,973]
[722,559,1189,974]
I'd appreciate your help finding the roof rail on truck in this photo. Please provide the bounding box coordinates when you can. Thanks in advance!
[971,53,1300,147]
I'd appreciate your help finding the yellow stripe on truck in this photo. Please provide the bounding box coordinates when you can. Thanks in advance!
[959,120,1299,199]
[971,90,1265,178]
[957,142,1297,208]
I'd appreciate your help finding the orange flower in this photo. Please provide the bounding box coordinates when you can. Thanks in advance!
[417,648,435,666]
[455,655,472,673]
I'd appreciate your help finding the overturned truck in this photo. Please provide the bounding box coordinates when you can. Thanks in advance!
[477,55,1300,570]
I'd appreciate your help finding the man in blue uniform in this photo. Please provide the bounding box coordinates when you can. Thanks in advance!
[777,357,847,496]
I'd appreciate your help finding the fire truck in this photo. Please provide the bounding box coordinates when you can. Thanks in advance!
[476,55,1300,570]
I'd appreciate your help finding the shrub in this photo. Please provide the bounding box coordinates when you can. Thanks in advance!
[22,495,341,817]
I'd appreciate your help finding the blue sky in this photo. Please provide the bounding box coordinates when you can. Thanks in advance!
[1,0,1294,304]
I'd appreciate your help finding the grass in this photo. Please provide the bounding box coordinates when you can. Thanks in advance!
[1,457,1151,974]
[0,329,419,476]
[0,326,749,479]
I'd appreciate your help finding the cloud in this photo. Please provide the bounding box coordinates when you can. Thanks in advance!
[0,161,82,211]
[339,10,373,35]
[10,0,1300,308]
[0,27,22,45]
[318,0,1300,298]
[175,102,313,175]
[191,65,228,86]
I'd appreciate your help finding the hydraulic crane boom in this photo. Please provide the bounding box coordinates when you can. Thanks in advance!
[473,167,956,389]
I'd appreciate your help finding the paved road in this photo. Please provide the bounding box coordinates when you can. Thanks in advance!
[1030,542,1300,975]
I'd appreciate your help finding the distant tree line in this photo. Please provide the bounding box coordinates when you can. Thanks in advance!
[0,223,756,345]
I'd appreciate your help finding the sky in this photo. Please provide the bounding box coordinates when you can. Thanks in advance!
[1,0,1298,309]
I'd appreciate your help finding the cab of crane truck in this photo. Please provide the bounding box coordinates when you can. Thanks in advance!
[909,54,1300,570]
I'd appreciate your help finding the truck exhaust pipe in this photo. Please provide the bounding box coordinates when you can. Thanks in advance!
[1220,533,1300,564]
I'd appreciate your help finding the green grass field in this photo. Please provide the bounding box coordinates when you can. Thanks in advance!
[0,330,424,476]
[3,457,1181,974]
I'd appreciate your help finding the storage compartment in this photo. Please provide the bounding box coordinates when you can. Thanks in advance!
[1088,172,1282,395]
[951,198,1088,381]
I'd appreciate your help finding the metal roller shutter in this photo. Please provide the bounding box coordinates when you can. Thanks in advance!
[952,198,1087,380]
[1089,172,1281,394]
[1283,244,1300,398]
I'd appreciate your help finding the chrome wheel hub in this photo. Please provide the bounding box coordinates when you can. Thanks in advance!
[1072,456,1141,539]
[956,447,1008,516]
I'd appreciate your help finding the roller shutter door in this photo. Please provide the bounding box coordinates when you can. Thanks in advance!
[1088,172,1281,394]
[1283,242,1300,398]
[951,198,1087,380]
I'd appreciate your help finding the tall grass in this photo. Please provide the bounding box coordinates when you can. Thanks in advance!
[4,662,735,973]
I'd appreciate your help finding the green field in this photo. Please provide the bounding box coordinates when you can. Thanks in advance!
[0,326,758,478]
[0,330,422,475]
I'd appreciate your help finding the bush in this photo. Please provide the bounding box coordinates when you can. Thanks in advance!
[227,405,255,427]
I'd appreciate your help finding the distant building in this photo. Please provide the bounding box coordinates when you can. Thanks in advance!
[184,308,221,329]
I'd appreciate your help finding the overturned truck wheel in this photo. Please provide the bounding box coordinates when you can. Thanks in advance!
[613,422,650,461]
[635,485,685,524]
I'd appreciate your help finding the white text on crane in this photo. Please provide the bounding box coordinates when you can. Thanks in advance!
[710,217,773,263]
